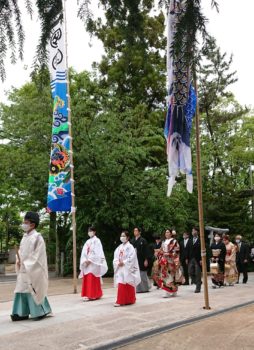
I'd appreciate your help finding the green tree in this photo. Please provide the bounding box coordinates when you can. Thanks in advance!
[0,0,63,81]
[197,37,253,238]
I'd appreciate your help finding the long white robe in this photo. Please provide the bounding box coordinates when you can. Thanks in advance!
[14,229,49,305]
[113,241,141,287]
[79,236,108,278]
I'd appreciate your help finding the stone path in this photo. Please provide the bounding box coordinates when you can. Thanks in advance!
[0,274,253,350]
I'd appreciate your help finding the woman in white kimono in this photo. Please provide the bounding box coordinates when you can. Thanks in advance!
[79,226,108,301]
[113,231,141,307]
[11,212,52,321]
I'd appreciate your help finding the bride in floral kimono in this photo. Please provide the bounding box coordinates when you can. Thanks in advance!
[222,235,238,286]
[152,229,184,297]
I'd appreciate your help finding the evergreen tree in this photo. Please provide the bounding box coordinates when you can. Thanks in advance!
[197,37,252,237]
[0,0,62,81]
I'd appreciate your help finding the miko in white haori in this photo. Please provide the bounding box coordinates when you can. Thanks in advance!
[11,212,52,321]
[113,231,141,307]
[79,226,108,301]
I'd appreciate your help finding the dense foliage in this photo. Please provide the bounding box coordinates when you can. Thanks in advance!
[0,1,253,275]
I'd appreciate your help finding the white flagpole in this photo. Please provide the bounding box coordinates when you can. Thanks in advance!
[63,0,77,294]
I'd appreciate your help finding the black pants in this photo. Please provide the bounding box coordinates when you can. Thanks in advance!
[181,259,189,284]
[188,258,201,290]
[237,262,248,283]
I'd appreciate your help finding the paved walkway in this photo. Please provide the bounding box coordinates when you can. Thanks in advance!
[0,274,254,350]
[122,304,254,350]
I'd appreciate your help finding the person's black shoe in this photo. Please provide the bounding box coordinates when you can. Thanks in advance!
[194,289,201,293]
[34,313,49,321]
[243,281,247,284]
[10,314,29,321]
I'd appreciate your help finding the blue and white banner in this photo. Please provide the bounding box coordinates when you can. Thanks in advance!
[47,14,72,212]
[164,0,197,196]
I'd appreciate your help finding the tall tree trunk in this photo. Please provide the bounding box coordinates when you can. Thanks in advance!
[5,214,9,252]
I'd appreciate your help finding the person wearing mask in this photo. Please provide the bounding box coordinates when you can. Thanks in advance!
[210,233,226,288]
[151,234,162,288]
[222,235,238,286]
[235,235,249,284]
[11,212,52,321]
[131,227,151,293]
[180,232,190,285]
[79,226,108,301]
[153,229,184,297]
[188,227,202,293]
[113,231,140,307]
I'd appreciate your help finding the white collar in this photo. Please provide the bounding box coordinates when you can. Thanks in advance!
[24,229,36,237]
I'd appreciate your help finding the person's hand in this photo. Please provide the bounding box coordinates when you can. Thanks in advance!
[118,261,124,267]
[216,258,219,262]
[85,261,91,267]
[185,259,188,265]
[144,259,148,267]
[244,259,248,263]
[17,261,21,269]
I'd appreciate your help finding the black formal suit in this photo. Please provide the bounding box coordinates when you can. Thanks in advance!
[131,236,150,271]
[188,237,202,292]
[180,238,190,285]
[236,242,249,283]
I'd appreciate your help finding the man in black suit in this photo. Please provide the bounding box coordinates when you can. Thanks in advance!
[188,227,202,293]
[131,227,151,292]
[180,232,190,285]
[235,235,249,284]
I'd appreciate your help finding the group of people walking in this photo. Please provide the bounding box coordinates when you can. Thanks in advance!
[10,212,251,321]
[178,230,249,290]
[210,233,249,288]
[80,226,151,306]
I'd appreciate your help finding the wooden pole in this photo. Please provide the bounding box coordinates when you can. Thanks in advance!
[193,72,210,310]
[63,0,77,294]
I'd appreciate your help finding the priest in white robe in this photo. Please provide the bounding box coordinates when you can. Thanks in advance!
[113,230,141,307]
[11,212,52,321]
[79,226,108,301]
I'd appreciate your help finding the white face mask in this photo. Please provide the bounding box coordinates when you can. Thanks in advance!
[120,236,127,243]
[214,236,220,242]
[236,239,240,244]
[21,223,31,232]
[88,231,95,238]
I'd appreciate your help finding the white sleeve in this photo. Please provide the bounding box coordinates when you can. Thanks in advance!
[113,246,120,271]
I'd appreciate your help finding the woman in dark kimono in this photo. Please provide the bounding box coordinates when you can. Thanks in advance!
[210,233,226,288]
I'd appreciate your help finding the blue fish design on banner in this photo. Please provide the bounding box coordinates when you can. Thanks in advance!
[47,15,71,212]
[164,0,197,196]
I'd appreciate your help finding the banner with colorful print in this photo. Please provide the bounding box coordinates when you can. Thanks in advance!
[47,15,71,212]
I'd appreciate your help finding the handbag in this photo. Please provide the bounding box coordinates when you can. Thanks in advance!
[210,262,219,274]
[224,263,230,271]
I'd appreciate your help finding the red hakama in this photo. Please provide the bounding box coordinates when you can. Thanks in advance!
[116,283,136,305]
[81,273,102,299]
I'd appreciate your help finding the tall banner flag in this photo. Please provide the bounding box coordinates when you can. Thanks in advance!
[47,13,72,212]
[164,0,196,196]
